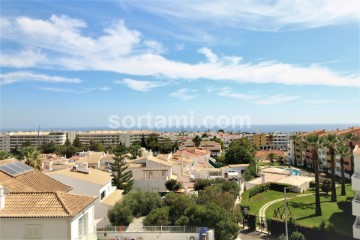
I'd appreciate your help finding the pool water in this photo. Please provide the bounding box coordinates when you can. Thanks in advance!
[285,168,302,176]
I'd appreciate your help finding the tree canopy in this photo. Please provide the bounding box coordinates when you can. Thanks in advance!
[224,138,256,164]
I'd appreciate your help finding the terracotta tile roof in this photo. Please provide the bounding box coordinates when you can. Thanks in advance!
[0,161,72,193]
[0,192,96,218]
[47,167,112,185]
[77,152,105,164]
[101,189,123,206]
[146,156,173,167]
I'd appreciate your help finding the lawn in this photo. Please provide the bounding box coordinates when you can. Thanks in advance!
[265,184,355,237]
[244,190,300,215]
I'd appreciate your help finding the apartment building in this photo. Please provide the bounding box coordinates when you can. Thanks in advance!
[289,127,360,178]
[352,145,360,239]
[242,132,289,151]
[75,130,154,147]
[0,131,67,151]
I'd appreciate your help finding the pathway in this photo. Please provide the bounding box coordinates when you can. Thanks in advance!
[258,193,314,227]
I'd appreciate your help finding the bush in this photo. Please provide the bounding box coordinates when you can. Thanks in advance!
[247,214,257,231]
[108,204,133,226]
[165,179,182,192]
[290,231,306,240]
[143,207,171,226]
[320,178,331,195]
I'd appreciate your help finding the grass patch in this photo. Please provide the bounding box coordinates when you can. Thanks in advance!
[245,190,299,215]
[265,184,354,237]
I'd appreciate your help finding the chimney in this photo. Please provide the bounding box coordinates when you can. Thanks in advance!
[0,185,5,210]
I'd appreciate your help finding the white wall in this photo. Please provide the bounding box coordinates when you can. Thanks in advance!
[0,218,70,239]
[71,204,96,240]
[97,231,200,240]
[132,179,167,192]
[48,174,111,228]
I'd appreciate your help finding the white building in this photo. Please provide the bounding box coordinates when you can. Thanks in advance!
[0,186,97,240]
[352,145,360,239]
[75,130,154,147]
[47,163,123,227]
[0,131,67,151]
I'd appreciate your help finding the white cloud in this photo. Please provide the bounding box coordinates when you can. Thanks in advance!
[170,88,199,101]
[0,71,81,85]
[100,86,111,91]
[208,86,299,105]
[123,0,360,30]
[304,99,333,104]
[253,95,299,105]
[197,47,218,63]
[38,87,95,94]
[116,78,168,92]
[0,48,46,68]
[1,15,359,88]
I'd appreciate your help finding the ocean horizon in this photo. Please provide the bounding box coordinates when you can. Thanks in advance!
[1,123,358,133]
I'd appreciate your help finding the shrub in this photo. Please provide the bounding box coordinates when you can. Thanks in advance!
[320,178,331,195]
[108,204,133,226]
[290,231,306,240]
[165,179,182,192]
[143,207,171,226]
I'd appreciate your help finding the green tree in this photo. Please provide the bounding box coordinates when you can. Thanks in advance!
[108,204,133,226]
[20,146,42,171]
[22,140,32,148]
[110,145,133,193]
[320,178,332,196]
[268,134,274,149]
[322,134,340,202]
[212,136,224,150]
[140,134,147,148]
[217,129,225,133]
[343,132,359,176]
[336,141,351,195]
[143,207,171,226]
[187,203,239,240]
[163,193,195,225]
[268,153,276,164]
[224,138,256,164]
[72,136,82,149]
[121,191,163,217]
[244,158,257,181]
[165,179,182,192]
[0,151,12,160]
[302,134,322,216]
[197,186,235,210]
[201,133,208,138]
[89,139,105,152]
[146,133,160,152]
[192,135,202,148]
[128,144,141,159]
[290,134,298,167]
[39,141,58,153]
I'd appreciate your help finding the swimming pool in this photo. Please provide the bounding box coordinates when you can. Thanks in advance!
[287,168,301,176]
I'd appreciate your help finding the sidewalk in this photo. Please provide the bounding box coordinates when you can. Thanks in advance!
[238,229,276,240]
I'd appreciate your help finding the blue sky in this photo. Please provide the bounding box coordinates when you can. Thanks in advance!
[0,0,359,129]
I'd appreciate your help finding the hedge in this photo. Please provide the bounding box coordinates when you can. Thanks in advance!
[241,182,293,211]
[268,217,353,240]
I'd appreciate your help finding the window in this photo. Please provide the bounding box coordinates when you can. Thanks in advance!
[78,214,88,240]
[101,190,106,200]
[25,225,42,239]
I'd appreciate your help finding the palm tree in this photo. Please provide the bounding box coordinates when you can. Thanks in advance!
[336,141,350,196]
[20,146,42,171]
[192,135,202,148]
[302,134,322,216]
[267,153,276,164]
[268,134,274,150]
[290,134,298,167]
[322,134,340,202]
[344,132,359,176]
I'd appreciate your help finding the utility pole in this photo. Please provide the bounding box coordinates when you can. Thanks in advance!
[284,187,292,240]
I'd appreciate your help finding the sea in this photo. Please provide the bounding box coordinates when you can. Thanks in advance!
[1,123,358,133]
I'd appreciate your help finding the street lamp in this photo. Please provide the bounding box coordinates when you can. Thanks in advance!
[284,187,293,240]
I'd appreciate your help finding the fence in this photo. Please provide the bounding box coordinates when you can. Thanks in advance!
[98,225,199,233]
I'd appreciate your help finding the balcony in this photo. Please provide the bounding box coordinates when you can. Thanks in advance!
[353,217,360,239]
[353,196,360,216]
[352,173,360,191]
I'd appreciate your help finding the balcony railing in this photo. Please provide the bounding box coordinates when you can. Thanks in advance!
[98,225,199,233]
